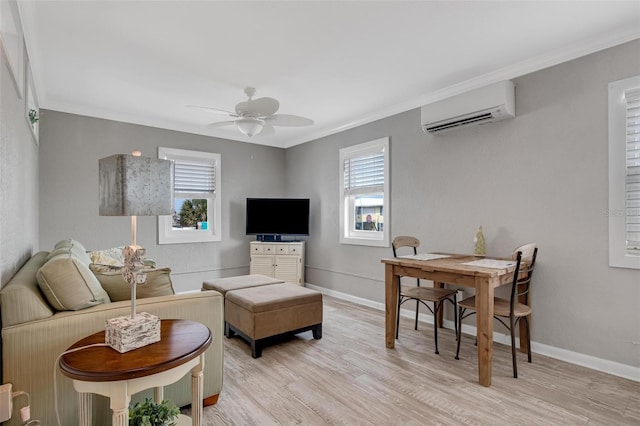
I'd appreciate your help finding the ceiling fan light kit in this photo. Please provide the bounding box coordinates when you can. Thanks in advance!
[189,87,314,137]
[237,117,265,137]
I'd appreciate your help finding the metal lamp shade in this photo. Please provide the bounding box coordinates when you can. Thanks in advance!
[99,154,173,217]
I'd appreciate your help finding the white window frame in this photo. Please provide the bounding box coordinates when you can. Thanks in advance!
[608,75,640,269]
[339,137,390,247]
[158,147,222,244]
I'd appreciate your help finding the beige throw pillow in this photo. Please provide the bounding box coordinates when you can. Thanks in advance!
[90,266,175,302]
[37,254,111,311]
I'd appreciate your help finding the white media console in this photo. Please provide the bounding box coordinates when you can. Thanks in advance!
[249,241,305,285]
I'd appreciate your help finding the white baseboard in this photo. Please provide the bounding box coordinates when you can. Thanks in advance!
[305,283,640,383]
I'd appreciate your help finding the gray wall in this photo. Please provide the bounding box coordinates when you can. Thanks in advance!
[286,40,640,369]
[38,111,286,291]
[0,50,39,286]
[7,38,639,374]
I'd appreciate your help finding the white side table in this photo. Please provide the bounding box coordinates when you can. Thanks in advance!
[59,319,212,426]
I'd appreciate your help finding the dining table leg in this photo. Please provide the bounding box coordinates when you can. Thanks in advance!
[475,276,494,387]
[385,263,398,349]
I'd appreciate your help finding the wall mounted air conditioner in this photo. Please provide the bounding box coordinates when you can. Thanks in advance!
[421,80,515,134]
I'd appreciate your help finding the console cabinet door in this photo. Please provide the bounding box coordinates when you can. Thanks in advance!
[274,255,301,283]
[250,255,275,276]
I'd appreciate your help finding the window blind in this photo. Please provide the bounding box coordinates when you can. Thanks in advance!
[625,87,640,252]
[174,161,215,194]
[343,151,385,194]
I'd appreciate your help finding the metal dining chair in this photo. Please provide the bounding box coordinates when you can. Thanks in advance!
[392,236,458,354]
[455,243,538,378]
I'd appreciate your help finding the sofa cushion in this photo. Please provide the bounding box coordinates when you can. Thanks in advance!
[36,253,111,311]
[91,266,175,301]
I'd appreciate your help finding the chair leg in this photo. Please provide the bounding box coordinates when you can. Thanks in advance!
[452,295,458,341]
[433,301,440,354]
[525,316,532,363]
[510,315,518,378]
[455,307,463,360]
[414,299,420,330]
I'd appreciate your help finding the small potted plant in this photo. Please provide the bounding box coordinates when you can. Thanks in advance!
[129,397,180,426]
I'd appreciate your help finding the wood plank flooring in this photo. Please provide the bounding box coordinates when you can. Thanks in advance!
[186,296,639,425]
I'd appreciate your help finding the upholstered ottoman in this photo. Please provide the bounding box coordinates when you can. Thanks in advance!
[201,274,284,296]
[225,283,323,358]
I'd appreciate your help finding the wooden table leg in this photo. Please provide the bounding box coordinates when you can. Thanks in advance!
[475,276,494,387]
[385,263,398,349]
[154,386,164,403]
[108,386,130,426]
[111,409,128,426]
[191,354,205,426]
[77,393,92,426]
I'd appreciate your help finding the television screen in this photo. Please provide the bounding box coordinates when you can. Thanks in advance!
[246,198,310,236]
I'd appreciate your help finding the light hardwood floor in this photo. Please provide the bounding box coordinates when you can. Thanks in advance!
[187,296,639,425]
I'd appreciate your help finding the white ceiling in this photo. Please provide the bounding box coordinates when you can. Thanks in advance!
[17,1,640,148]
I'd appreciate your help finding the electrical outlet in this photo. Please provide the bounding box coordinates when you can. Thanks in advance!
[0,383,12,422]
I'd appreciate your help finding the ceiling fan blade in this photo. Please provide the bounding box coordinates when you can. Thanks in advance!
[186,105,236,116]
[206,120,236,129]
[265,114,314,127]
[236,97,280,116]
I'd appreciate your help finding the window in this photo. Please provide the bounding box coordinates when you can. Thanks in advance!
[339,137,390,247]
[158,147,221,244]
[608,75,640,269]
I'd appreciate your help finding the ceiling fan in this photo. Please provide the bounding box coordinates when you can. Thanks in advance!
[188,87,314,137]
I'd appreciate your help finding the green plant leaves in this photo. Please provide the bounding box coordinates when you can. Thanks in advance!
[129,398,180,426]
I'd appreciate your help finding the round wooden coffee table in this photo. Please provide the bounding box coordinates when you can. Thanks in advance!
[59,319,212,426]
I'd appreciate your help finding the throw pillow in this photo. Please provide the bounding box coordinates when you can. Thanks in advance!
[89,247,125,267]
[88,247,157,271]
[37,254,111,311]
[90,266,175,302]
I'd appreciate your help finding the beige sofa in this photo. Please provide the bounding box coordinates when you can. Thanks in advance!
[0,243,224,426]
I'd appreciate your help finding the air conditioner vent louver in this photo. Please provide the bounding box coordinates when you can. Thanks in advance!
[424,112,494,133]
[421,81,515,135]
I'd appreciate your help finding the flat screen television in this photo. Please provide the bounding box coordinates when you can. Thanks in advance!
[245,198,310,237]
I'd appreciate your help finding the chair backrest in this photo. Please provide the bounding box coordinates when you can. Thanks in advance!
[392,236,420,286]
[509,243,538,311]
[392,236,420,257]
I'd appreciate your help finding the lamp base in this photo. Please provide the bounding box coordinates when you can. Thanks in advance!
[105,312,160,353]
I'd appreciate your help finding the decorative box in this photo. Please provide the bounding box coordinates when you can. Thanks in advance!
[105,311,160,353]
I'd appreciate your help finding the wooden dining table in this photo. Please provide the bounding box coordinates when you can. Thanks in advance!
[381,253,522,387]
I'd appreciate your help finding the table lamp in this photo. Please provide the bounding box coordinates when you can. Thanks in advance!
[98,151,173,352]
